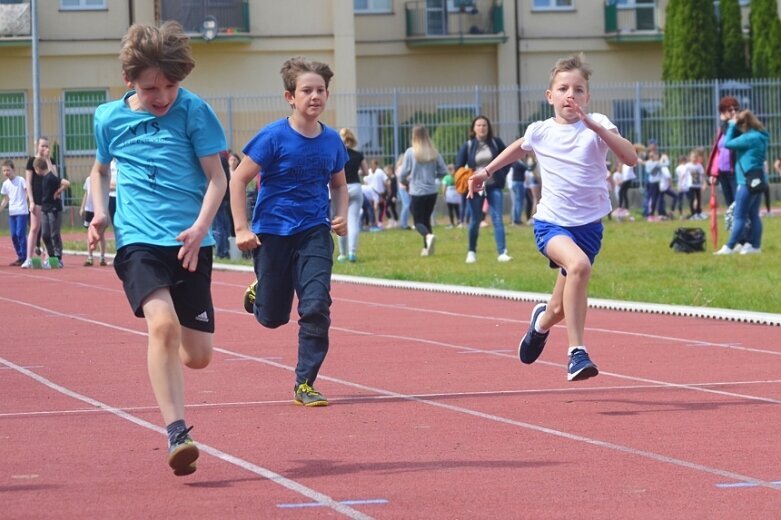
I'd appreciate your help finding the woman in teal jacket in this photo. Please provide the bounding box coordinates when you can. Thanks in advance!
[715,109,768,255]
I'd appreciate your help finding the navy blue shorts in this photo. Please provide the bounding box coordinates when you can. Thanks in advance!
[533,219,603,274]
[113,244,214,332]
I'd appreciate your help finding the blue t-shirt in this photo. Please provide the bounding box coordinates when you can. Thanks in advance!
[243,118,348,236]
[94,88,227,248]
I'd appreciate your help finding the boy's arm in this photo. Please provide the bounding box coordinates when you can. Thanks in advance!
[581,117,637,167]
[176,153,227,272]
[229,155,262,251]
[329,170,348,237]
[55,178,70,198]
[87,160,111,253]
[468,137,527,197]
[0,194,7,212]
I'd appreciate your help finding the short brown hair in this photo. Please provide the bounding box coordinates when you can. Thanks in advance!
[1,159,14,169]
[280,57,334,93]
[33,157,48,171]
[119,22,195,83]
[549,53,592,88]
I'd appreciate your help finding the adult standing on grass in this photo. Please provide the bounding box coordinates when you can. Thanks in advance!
[337,127,368,262]
[469,54,637,382]
[456,115,512,264]
[714,109,768,255]
[705,96,739,207]
[88,21,228,476]
[397,125,447,257]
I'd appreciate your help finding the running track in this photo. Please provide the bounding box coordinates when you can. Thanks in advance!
[2,251,780,519]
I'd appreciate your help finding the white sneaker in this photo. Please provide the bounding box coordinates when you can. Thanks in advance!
[497,251,512,262]
[425,233,436,255]
[420,247,429,257]
[732,243,745,252]
[713,245,734,255]
[20,259,32,269]
[465,251,477,264]
[740,244,761,255]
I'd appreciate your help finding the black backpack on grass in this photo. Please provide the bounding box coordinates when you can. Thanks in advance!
[670,227,705,253]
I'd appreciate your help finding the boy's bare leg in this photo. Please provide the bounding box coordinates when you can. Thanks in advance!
[543,236,591,347]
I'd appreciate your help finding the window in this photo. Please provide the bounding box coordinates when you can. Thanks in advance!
[0,92,26,157]
[532,0,574,9]
[60,0,106,10]
[63,90,106,155]
[354,0,392,14]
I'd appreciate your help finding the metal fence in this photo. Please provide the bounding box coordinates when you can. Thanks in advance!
[3,78,781,207]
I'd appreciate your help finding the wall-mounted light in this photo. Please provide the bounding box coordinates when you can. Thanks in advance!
[202,15,218,41]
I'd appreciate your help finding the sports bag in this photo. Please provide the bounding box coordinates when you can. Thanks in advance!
[669,227,705,253]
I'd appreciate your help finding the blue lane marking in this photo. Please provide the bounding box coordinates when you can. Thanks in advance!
[277,499,388,509]
[716,480,781,489]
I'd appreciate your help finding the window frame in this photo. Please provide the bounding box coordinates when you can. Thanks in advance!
[531,0,575,11]
[354,0,393,14]
[0,91,27,158]
[59,0,107,11]
[62,89,107,156]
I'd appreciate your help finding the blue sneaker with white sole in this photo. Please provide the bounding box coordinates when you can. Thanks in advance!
[518,303,549,364]
[567,348,599,381]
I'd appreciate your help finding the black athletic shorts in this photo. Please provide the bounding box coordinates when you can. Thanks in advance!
[113,244,214,333]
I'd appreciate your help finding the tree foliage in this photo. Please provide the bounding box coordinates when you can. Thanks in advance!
[662,0,719,80]
[719,0,750,79]
[748,0,781,78]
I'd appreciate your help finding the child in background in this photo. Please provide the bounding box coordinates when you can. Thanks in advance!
[79,176,107,266]
[442,163,461,228]
[685,149,706,220]
[88,22,228,476]
[0,160,29,266]
[469,53,637,381]
[230,57,348,407]
[35,157,69,268]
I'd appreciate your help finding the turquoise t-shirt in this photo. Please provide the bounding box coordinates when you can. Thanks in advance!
[243,118,348,236]
[94,88,227,248]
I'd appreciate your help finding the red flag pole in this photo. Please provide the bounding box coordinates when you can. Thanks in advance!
[709,178,719,251]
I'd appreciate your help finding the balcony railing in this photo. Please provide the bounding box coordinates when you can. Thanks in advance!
[160,0,249,39]
[0,1,31,38]
[405,0,506,46]
[604,2,662,42]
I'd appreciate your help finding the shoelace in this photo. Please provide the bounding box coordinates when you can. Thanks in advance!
[171,426,194,446]
[570,349,587,365]
[298,383,320,396]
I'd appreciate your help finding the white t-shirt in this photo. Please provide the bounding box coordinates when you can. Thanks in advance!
[1,176,29,216]
[676,164,691,192]
[83,178,94,213]
[521,113,615,226]
[367,168,387,195]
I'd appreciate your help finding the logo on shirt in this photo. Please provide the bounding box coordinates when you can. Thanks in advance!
[194,311,209,323]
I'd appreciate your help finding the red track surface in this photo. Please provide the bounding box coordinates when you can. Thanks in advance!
[2,250,780,519]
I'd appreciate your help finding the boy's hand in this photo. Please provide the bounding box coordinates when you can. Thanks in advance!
[87,213,108,252]
[331,216,347,236]
[235,228,261,252]
[467,169,489,198]
[176,225,208,272]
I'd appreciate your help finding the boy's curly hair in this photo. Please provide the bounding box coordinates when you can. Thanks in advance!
[119,22,195,83]
[280,57,334,93]
[549,53,592,88]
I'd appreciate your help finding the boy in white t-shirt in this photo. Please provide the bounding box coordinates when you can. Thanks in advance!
[0,160,29,266]
[468,54,637,381]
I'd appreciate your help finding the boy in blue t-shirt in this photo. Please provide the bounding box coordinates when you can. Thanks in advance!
[87,22,227,476]
[229,57,348,407]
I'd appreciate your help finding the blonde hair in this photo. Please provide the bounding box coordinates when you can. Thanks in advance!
[340,128,357,149]
[549,53,592,89]
[280,57,334,93]
[411,125,438,163]
[119,22,195,82]
[736,109,765,132]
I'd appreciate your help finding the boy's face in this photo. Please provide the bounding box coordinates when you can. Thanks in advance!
[125,67,180,117]
[284,72,329,121]
[2,166,13,180]
[546,69,590,124]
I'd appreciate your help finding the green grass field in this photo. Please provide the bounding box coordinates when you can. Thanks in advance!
[54,213,779,314]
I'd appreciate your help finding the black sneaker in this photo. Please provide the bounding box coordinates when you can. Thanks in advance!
[518,303,549,364]
[167,426,199,476]
[243,280,257,314]
[567,348,599,382]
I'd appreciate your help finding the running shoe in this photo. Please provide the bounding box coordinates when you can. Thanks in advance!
[167,426,199,476]
[243,280,257,314]
[518,303,549,364]
[84,257,94,266]
[294,382,328,407]
[567,348,599,382]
